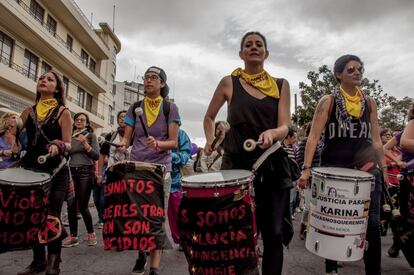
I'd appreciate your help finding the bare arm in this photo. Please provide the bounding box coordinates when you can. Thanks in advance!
[203,76,231,154]
[19,107,32,129]
[368,98,386,169]
[156,122,179,150]
[59,108,72,149]
[383,137,403,165]
[401,120,414,153]
[298,95,332,188]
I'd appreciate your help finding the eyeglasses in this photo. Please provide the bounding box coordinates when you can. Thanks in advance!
[142,75,160,81]
[346,66,364,74]
[75,118,86,122]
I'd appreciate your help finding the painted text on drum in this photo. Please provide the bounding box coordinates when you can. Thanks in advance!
[104,179,155,196]
[0,189,48,209]
[180,204,247,227]
[103,203,164,219]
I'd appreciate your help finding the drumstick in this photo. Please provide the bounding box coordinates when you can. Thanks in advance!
[38,153,50,164]
[97,136,122,147]
[134,107,149,138]
[72,128,89,138]
[243,139,263,152]
[210,122,230,150]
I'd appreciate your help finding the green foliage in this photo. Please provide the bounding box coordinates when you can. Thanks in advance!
[293,65,403,129]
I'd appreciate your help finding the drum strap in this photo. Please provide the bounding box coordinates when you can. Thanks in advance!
[50,156,69,178]
[252,141,282,173]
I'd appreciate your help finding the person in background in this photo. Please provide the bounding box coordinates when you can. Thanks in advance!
[199,121,227,172]
[96,110,128,228]
[168,128,192,247]
[63,112,99,248]
[282,127,298,219]
[0,112,20,169]
[296,122,321,240]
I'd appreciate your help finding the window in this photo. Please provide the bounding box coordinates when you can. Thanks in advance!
[0,31,13,66]
[77,87,85,108]
[124,89,138,104]
[89,58,96,73]
[80,49,88,66]
[63,76,69,96]
[23,49,39,81]
[85,93,93,112]
[29,0,44,24]
[108,105,114,125]
[41,61,51,74]
[66,35,73,52]
[111,75,116,94]
[46,15,57,36]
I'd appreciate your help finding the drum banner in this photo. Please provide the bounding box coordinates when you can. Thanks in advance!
[178,192,259,275]
[103,162,167,251]
[0,184,49,253]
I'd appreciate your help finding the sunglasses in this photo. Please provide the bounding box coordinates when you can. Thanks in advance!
[346,66,364,74]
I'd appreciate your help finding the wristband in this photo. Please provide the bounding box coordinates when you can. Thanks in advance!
[48,140,66,154]
[301,164,311,171]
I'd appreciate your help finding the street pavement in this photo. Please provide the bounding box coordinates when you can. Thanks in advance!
[1,206,413,275]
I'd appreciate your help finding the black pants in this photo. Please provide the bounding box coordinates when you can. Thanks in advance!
[33,166,69,262]
[68,166,95,235]
[326,168,382,275]
[255,179,290,275]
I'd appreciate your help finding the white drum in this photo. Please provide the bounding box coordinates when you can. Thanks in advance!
[305,167,374,262]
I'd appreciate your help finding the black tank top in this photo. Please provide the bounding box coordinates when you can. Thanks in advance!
[21,106,65,173]
[223,76,282,161]
[321,99,376,168]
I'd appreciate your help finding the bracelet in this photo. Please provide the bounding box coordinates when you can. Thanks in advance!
[301,164,312,171]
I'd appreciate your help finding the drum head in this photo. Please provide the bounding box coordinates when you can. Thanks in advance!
[0,168,50,186]
[312,167,373,180]
[182,169,253,187]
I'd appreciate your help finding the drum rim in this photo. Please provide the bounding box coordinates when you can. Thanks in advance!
[0,168,51,186]
[312,167,374,181]
[107,160,165,170]
[181,169,254,187]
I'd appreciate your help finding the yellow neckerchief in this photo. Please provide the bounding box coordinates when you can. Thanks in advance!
[144,96,163,127]
[36,98,58,121]
[231,68,279,99]
[340,85,363,118]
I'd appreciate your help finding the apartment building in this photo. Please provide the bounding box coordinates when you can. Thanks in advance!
[110,80,145,124]
[0,0,121,132]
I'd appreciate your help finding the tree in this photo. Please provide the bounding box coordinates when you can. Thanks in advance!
[293,65,393,128]
[379,96,414,131]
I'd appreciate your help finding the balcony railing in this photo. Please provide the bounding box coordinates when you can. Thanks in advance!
[66,95,105,120]
[12,0,107,84]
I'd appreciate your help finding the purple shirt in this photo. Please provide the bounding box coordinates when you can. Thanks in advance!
[0,135,16,169]
[125,100,180,171]
[395,131,414,170]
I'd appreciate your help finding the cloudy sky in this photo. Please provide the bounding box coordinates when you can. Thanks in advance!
[76,0,414,145]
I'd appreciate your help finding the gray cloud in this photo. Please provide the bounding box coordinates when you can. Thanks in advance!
[76,0,414,143]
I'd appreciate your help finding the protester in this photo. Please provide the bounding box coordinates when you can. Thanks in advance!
[168,128,191,246]
[18,70,72,275]
[120,66,180,275]
[204,31,292,275]
[0,112,20,169]
[298,55,385,275]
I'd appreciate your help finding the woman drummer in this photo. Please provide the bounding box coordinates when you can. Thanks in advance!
[204,31,292,275]
[298,55,385,275]
[119,66,180,275]
[18,70,72,275]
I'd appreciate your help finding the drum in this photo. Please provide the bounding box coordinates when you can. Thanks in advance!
[178,170,259,275]
[102,161,167,251]
[0,168,51,253]
[305,167,374,262]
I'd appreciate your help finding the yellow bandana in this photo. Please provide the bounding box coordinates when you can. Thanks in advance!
[36,98,58,121]
[231,68,279,99]
[144,96,163,127]
[340,85,363,118]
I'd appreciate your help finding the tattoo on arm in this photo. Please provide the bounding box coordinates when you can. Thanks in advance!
[316,97,328,115]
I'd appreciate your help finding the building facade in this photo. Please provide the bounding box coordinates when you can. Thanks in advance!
[111,80,145,125]
[0,0,121,132]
